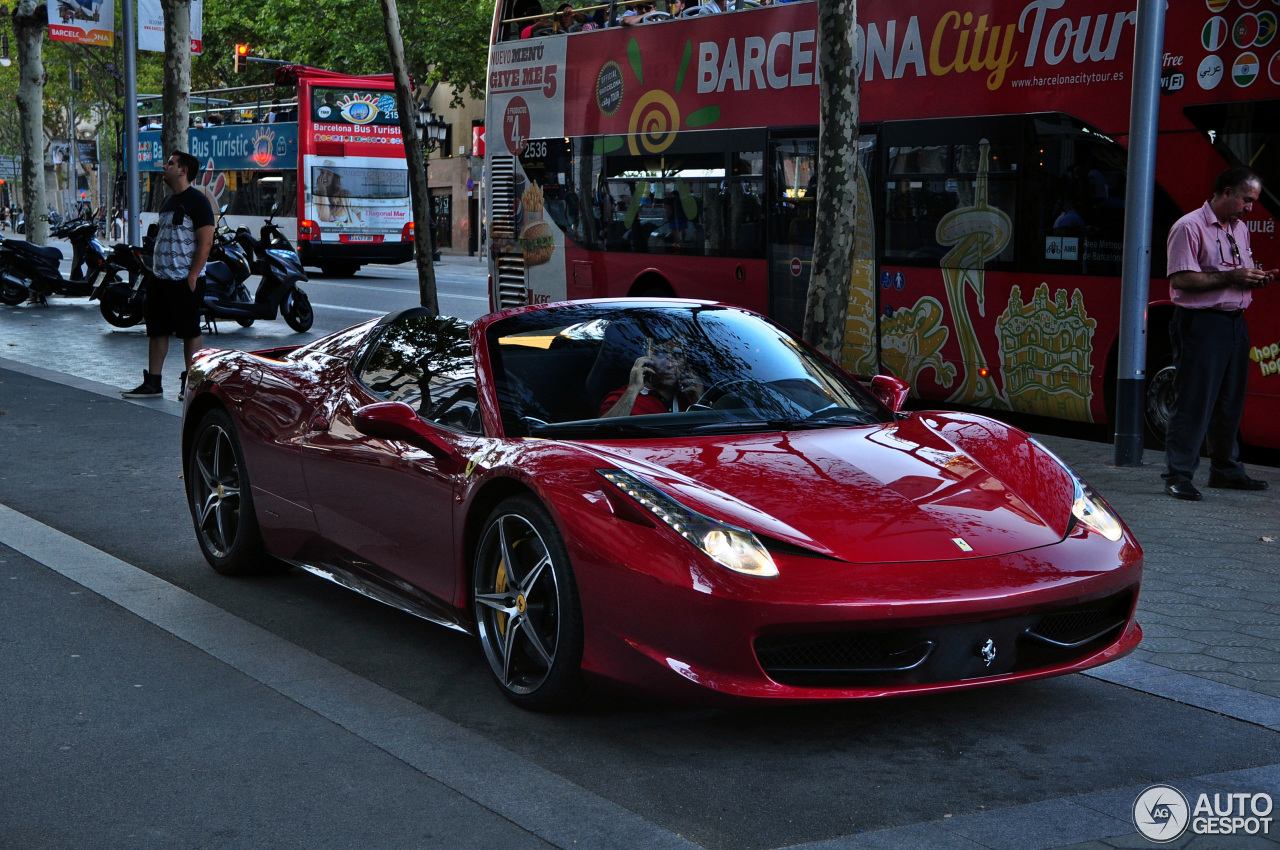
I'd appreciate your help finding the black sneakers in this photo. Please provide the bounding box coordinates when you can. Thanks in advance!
[121,370,162,398]
[178,371,188,402]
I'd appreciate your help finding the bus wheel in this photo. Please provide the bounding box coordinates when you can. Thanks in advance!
[1145,363,1176,447]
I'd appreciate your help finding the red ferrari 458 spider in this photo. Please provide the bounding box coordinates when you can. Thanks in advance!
[182,300,1142,710]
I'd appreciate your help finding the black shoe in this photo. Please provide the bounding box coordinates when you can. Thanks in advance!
[1208,473,1270,491]
[121,370,162,398]
[1165,481,1203,501]
[178,371,188,402]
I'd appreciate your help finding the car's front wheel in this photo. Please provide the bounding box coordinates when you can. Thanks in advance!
[473,495,584,711]
[187,407,280,576]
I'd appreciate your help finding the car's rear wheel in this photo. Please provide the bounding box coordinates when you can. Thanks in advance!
[187,407,281,576]
[473,495,584,711]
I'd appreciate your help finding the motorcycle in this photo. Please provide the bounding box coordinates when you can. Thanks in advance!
[201,223,257,329]
[0,214,108,306]
[91,236,155,328]
[203,205,313,332]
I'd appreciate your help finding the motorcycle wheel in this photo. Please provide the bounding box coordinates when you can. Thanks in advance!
[100,288,145,328]
[1,279,28,306]
[282,289,313,333]
[233,283,254,327]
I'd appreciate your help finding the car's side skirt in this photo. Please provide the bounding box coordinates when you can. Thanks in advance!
[284,558,471,635]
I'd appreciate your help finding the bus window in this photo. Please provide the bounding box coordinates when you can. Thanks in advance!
[1022,113,1178,278]
[1185,101,1280,220]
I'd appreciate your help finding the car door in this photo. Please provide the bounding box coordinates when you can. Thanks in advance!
[299,314,478,607]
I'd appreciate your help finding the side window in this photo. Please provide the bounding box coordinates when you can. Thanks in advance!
[883,137,1019,268]
[354,315,482,434]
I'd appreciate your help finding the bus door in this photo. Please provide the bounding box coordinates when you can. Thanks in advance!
[767,132,881,373]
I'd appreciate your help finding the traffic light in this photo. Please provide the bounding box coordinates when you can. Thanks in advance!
[234,44,250,74]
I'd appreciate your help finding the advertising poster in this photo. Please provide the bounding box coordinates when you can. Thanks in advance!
[138,0,204,54]
[47,0,114,47]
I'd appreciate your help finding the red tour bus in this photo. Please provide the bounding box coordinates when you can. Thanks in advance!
[483,0,1280,448]
[140,67,416,277]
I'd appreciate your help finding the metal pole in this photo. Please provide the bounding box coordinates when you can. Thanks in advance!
[1114,0,1167,466]
[122,0,141,244]
[68,61,76,217]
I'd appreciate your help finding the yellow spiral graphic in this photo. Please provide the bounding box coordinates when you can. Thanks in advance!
[627,90,680,155]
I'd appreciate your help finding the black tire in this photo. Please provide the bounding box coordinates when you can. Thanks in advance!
[1145,362,1176,448]
[100,286,145,327]
[282,289,313,332]
[1,278,28,306]
[473,495,585,711]
[186,407,280,576]
[232,284,255,327]
[236,317,256,328]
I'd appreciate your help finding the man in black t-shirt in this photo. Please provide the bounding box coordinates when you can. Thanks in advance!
[122,151,215,400]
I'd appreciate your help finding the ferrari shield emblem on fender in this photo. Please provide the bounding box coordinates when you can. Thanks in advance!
[952,537,973,552]
[979,638,997,666]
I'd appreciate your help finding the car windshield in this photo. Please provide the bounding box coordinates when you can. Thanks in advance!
[487,304,892,439]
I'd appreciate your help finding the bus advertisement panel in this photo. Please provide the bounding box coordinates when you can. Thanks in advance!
[485,0,1280,449]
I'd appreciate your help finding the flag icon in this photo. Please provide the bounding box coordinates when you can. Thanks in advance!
[1255,10,1277,45]
[1233,51,1260,85]
[1269,50,1280,85]
[1233,13,1259,47]
[1204,16,1229,49]
[1206,0,1230,11]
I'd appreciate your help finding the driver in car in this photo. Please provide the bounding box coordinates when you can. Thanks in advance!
[600,337,706,417]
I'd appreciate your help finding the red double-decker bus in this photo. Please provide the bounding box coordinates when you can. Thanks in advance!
[483,0,1280,448]
[140,67,416,277]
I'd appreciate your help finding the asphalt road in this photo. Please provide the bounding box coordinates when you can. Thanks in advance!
[2,246,1280,849]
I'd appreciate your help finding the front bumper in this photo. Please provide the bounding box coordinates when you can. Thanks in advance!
[560,493,1143,703]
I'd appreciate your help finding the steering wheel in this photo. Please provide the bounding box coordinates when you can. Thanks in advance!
[695,378,805,417]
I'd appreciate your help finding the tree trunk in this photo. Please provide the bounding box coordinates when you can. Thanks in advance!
[802,0,860,361]
[159,0,192,162]
[13,0,49,246]
[378,0,439,313]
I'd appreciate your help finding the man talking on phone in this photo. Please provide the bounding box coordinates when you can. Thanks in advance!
[600,336,705,417]
[1162,166,1276,501]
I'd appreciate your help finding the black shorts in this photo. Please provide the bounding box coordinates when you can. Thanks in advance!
[145,277,204,339]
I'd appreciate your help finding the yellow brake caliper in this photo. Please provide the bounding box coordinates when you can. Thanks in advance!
[494,560,508,637]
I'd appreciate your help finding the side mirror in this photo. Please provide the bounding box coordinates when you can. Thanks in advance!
[353,401,464,472]
[870,375,910,413]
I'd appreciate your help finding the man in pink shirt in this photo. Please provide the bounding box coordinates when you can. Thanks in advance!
[1163,166,1276,500]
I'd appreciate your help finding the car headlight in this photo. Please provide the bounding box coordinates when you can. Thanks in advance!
[598,469,779,577]
[1028,438,1125,543]
[1070,479,1124,542]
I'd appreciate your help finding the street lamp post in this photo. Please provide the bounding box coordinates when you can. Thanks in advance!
[414,103,448,261]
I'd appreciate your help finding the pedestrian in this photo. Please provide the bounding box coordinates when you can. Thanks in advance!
[1163,165,1277,500]
[121,151,214,401]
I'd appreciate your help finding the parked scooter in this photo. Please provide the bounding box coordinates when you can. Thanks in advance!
[91,236,155,328]
[0,214,109,306]
[201,224,257,329]
[203,205,313,332]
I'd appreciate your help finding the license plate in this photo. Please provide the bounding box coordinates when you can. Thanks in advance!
[345,234,375,242]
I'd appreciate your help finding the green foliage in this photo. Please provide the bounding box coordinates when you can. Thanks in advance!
[198,0,492,105]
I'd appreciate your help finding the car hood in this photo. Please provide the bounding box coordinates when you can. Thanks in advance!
[579,413,1077,564]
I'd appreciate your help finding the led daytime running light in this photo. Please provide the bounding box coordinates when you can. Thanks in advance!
[599,470,778,577]
[1028,438,1125,543]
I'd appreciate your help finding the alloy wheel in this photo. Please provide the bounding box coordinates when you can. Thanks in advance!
[474,511,565,697]
[191,422,244,559]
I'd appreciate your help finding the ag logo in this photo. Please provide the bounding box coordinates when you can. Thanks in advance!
[1133,784,1190,842]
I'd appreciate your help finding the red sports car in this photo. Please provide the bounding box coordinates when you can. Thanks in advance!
[182,300,1142,710]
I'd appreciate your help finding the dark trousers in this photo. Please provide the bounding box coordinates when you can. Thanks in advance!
[1163,307,1249,483]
